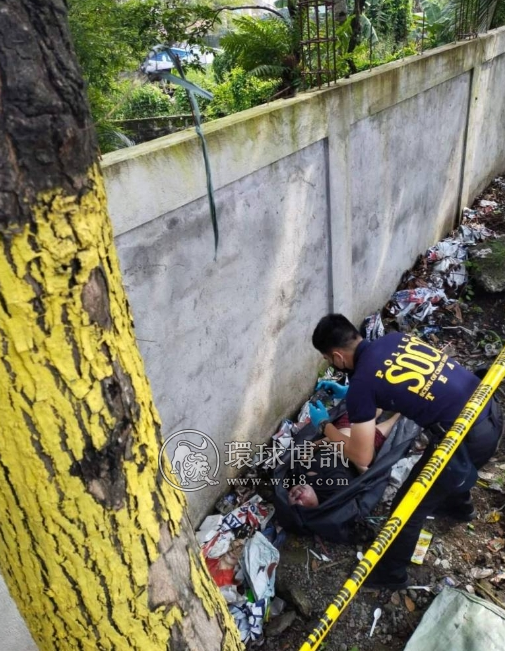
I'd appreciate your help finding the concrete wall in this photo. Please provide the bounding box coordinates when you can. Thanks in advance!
[0,575,37,651]
[101,27,505,525]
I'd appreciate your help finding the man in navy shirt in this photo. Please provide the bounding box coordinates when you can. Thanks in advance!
[310,313,503,589]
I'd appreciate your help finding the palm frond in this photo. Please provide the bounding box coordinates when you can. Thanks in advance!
[249,63,288,78]
[221,16,292,72]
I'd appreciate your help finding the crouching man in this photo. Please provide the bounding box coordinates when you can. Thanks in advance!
[310,313,503,589]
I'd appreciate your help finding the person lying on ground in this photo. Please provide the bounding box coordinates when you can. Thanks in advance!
[310,313,503,589]
[287,409,401,508]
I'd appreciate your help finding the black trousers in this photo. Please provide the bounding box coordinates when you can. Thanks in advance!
[372,397,503,582]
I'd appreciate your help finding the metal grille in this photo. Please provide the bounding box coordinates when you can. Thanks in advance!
[299,0,341,89]
[455,0,492,39]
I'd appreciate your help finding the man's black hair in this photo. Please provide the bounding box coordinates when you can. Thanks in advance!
[312,314,360,354]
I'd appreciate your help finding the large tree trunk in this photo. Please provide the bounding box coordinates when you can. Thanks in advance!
[0,1,242,649]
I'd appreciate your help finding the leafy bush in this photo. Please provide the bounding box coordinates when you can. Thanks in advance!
[352,43,416,72]
[206,68,280,119]
[212,50,235,83]
[115,84,175,119]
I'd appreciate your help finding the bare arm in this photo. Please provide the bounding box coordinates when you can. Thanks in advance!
[323,419,376,467]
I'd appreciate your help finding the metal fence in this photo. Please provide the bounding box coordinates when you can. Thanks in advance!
[298,0,498,90]
[298,0,344,89]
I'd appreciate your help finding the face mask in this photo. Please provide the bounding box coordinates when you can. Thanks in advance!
[331,351,354,375]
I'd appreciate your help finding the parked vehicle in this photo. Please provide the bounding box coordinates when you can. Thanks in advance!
[141,45,216,78]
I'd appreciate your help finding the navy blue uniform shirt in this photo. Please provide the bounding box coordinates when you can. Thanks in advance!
[346,332,488,429]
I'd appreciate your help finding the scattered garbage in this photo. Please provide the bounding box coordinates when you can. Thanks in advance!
[491,572,505,586]
[486,538,505,553]
[369,607,382,637]
[242,532,280,601]
[432,576,459,595]
[229,599,267,644]
[381,453,424,505]
[362,311,385,341]
[480,200,498,209]
[411,529,433,565]
[477,469,505,493]
[485,510,502,523]
[470,567,494,580]
[359,208,497,328]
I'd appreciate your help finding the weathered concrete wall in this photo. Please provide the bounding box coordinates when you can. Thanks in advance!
[460,50,505,205]
[101,27,505,525]
[116,141,331,514]
[0,576,37,651]
[349,73,471,316]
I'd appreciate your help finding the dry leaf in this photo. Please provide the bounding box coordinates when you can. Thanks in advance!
[404,595,416,612]
[311,559,319,572]
[391,591,401,606]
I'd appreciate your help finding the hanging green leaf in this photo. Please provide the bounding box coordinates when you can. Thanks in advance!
[151,45,219,258]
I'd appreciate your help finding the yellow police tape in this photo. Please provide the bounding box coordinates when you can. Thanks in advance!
[299,347,505,651]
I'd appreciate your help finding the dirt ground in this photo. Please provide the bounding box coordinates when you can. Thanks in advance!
[260,176,505,650]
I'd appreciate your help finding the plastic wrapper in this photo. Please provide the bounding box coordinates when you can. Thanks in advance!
[242,532,280,601]
[202,530,234,559]
[272,420,295,449]
[432,258,467,288]
[222,495,273,531]
[215,492,238,515]
[411,529,433,565]
[459,222,494,243]
[427,240,466,262]
[297,399,311,425]
[220,585,246,604]
[205,538,246,586]
[432,576,459,595]
[229,599,267,643]
[392,288,447,306]
[209,537,246,583]
[196,514,223,545]
[479,199,497,209]
[362,311,385,341]
[390,455,422,488]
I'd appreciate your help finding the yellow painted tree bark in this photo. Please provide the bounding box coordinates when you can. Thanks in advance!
[0,1,242,649]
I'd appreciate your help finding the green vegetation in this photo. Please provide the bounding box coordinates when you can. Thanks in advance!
[114,84,174,120]
[68,0,505,152]
[220,16,298,93]
[206,68,281,118]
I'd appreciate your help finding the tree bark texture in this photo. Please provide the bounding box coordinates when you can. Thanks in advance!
[0,2,242,649]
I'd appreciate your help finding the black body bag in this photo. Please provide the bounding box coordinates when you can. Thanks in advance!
[272,401,421,542]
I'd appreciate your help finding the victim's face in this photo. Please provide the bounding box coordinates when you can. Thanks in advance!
[288,484,319,508]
